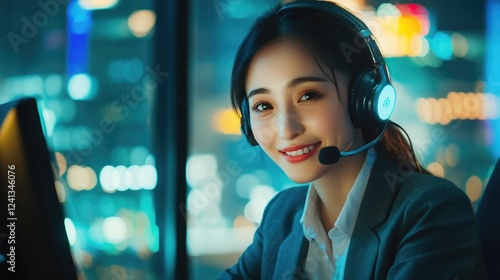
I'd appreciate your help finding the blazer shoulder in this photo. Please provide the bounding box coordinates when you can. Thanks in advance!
[398,172,472,208]
[259,185,308,230]
[404,172,464,193]
[265,185,308,213]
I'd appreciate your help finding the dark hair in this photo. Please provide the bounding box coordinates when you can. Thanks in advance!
[230,1,429,174]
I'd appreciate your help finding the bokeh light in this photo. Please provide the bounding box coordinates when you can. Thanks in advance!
[54,180,66,203]
[55,152,68,176]
[444,143,460,167]
[431,31,453,60]
[68,74,97,100]
[79,0,119,10]
[465,175,483,202]
[213,109,241,135]
[186,154,218,188]
[99,165,157,192]
[67,165,98,191]
[427,162,445,177]
[65,218,77,246]
[102,216,128,244]
[236,174,260,199]
[416,92,500,124]
[128,10,156,38]
[451,32,469,58]
[244,185,276,224]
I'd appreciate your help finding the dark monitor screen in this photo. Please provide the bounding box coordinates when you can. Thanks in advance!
[0,97,78,279]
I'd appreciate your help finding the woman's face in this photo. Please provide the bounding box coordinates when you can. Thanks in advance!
[245,39,361,183]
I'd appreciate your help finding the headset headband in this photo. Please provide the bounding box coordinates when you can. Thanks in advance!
[278,1,385,69]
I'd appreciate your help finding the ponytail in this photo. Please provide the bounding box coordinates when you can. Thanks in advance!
[370,121,430,175]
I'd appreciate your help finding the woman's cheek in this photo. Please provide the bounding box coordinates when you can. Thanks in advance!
[252,122,275,146]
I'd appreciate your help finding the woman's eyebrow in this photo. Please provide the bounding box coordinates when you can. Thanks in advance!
[247,88,269,99]
[287,76,329,88]
[247,76,329,99]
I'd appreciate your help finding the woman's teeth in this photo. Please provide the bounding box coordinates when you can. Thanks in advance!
[285,144,317,157]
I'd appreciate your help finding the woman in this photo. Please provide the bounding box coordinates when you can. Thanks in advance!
[219,1,487,279]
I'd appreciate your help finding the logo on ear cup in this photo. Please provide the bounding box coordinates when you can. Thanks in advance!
[376,84,396,121]
[383,97,391,108]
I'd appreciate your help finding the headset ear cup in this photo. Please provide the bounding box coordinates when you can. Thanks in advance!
[349,69,377,129]
[348,71,362,128]
[240,98,259,146]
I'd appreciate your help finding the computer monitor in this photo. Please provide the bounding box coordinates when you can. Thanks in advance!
[0,97,78,279]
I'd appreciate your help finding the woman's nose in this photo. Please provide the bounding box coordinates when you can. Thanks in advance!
[276,111,304,140]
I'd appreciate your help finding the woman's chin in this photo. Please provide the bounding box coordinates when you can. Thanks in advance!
[285,173,314,184]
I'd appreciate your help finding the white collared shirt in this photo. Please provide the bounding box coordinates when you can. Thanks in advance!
[299,148,377,279]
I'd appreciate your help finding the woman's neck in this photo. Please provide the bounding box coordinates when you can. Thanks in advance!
[313,151,366,231]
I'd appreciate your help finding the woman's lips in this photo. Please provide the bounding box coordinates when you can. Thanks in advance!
[280,142,320,163]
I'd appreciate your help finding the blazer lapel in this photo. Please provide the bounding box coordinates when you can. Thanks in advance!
[344,219,380,279]
[273,210,309,280]
[344,154,400,279]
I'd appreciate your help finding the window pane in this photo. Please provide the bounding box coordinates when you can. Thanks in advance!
[1,1,158,279]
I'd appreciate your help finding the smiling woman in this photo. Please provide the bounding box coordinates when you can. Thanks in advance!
[218,1,488,279]
[245,39,358,184]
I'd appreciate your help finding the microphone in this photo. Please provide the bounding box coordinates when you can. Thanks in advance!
[319,146,342,165]
[318,123,388,165]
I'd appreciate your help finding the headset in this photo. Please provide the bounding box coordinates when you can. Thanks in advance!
[240,0,396,152]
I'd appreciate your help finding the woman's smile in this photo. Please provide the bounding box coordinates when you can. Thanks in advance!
[279,142,321,163]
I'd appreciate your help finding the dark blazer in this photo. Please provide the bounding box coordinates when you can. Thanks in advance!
[219,155,488,279]
[476,157,500,279]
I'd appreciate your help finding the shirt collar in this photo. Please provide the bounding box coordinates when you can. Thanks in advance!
[300,147,377,240]
[334,147,376,237]
[300,182,322,241]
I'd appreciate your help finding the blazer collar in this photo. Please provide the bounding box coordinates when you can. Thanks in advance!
[273,204,309,280]
[358,153,401,228]
[344,153,402,279]
[272,154,403,279]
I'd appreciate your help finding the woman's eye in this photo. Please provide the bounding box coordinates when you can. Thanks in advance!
[253,102,272,112]
[300,91,318,101]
